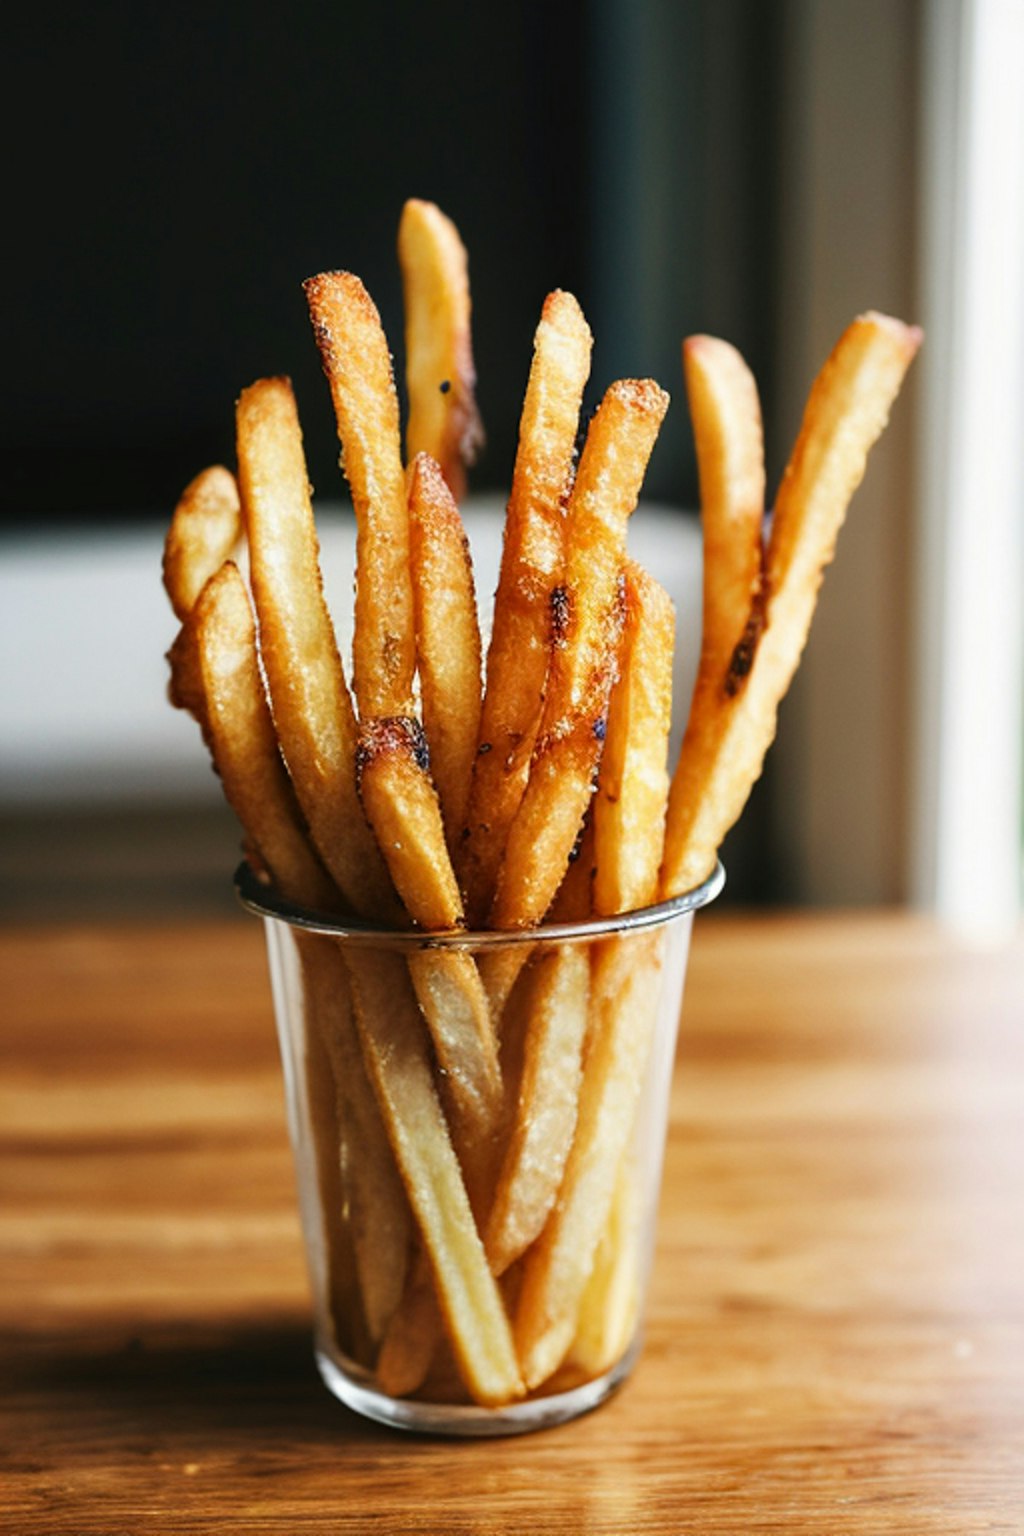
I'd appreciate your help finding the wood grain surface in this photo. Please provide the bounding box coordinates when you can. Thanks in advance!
[1,914,1022,1533]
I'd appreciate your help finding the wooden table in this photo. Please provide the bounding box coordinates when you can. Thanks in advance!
[2,914,1022,1533]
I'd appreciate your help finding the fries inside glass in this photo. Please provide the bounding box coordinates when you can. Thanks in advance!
[163,198,919,1433]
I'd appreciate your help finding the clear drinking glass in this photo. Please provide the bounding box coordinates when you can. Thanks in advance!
[237,860,723,1436]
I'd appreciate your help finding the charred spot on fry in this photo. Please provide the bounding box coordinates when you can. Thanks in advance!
[724,585,768,698]
[550,584,571,646]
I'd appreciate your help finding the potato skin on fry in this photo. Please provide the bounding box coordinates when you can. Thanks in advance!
[399,198,484,502]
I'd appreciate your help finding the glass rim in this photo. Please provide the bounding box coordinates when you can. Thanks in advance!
[234,858,725,950]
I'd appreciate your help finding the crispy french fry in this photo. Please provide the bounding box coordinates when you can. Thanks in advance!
[344,948,524,1408]
[355,715,503,1146]
[236,375,396,921]
[593,560,675,918]
[407,452,483,850]
[513,928,664,1390]
[460,291,593,924]
[567,1160,641,1378]
[683,336,765,677]
[398,198,483,502]
[484,944,590,1276]
[162,465,242,624]
[661,311,922,896]
[304,270,416,720]
[193,562,338,911]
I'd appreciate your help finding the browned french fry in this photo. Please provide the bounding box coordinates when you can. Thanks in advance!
[304,270,416,720]
[355,715,503,1147]
[297,936,412,1347]
[661,311,922,896]
[407,452,483,851]
[593,561,675,918]
[484,380,669,1016]
[683,336,765,677]
[460,291,593,924]
[344,948,524,1408]
[192,562,338,911]
[513,928,664,1390]
[398,198,484,502]
[235,375,396,921]
[162,464,242,624]
[483,944,590,1276]
[375,1249,443,1398]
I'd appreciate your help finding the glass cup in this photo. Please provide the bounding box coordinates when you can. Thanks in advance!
[237,860,723,1436]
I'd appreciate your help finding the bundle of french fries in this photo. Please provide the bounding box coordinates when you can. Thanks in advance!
[163,198,920,1409]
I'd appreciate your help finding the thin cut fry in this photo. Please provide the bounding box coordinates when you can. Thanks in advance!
[483,380,669,1020]
[345,948,524,1408]
[356,715,503,1145]
[236,375,396,921]
[683,336,765,678]
[567,1161,641,1377]
[514,929,664,1389]
[661,311,922,895]
[298,935,413,1346]
[399,198,484,502]
[192,561,337,911]
[162,464,242,623]
[484,945,591,1276]
[304,270,416,720]
[407,452,483,850]
[375,1251,444,1398]
[460,291,593,924]
[593,560,675,918]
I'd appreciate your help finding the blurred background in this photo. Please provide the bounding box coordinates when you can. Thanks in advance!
[2,0,1021,930]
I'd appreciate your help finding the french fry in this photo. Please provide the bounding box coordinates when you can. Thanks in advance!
[304,270,416,720]
[460,291,593,924]
[192,562,338,912]
[162,464,242,624]
[163,466,242,728]
[593,561,675,917]
[484,380,669,1016]
[567,1160,641,1378]
[513,928,664,1390]
[344,948,524,1407]
[484,944,590,1276]
[407,452,483,851]
[398,198,484,502]
[235,374,396,921]
[355,715,503,1148]
[298,935,413,1346]
[661,311,922,896]
[375,1251,444,1398]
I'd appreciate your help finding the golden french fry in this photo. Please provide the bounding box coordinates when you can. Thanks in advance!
[513,929,664,1390]
[484,944,590,1276]
[398,198,484,502]
[483,380,669,1016]
[593,560,675,918]
[236,375,396,921]
[683,336,765,677]
[344,948,524,1407]
[460,291,593,924]
[298,935,413,1346]
[304,270,416,720]
[162,464,242,623]
[567,1160,641,1378]
[355,715,503,1145]
[407,452,483,851]
[193,562,338,911]
[661,311,922,896]
[375,1251,444,1398]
